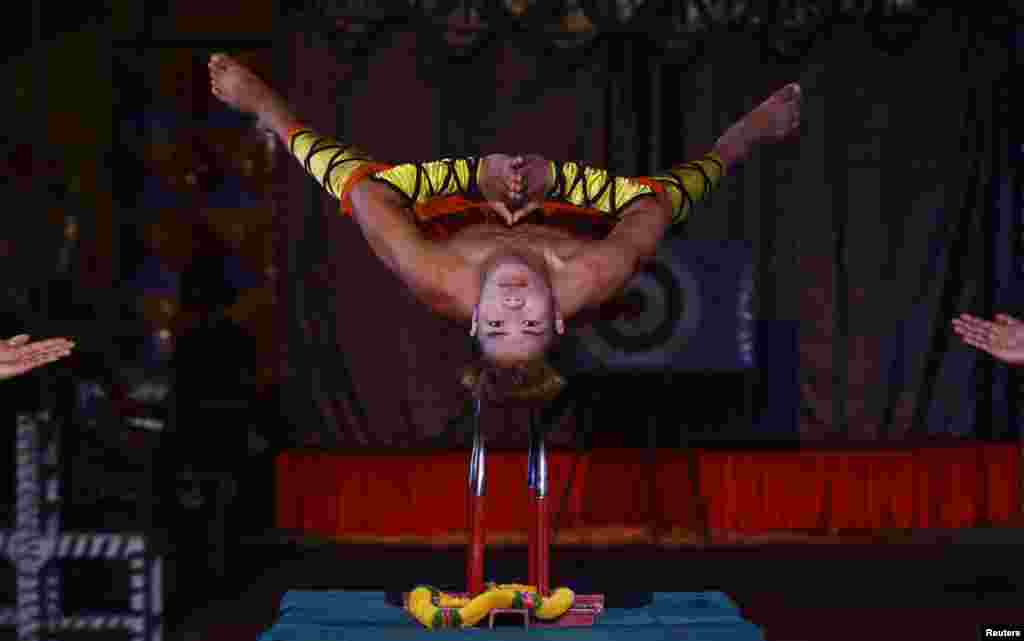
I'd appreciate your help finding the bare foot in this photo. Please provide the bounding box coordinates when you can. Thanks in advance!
[715,83,802,165]
[208,53,297,138]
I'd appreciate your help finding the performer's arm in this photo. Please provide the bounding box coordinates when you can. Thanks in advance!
[349,179,478,320]
[553,194,671,319]
[545,148,731,318]
[540,80,801,225]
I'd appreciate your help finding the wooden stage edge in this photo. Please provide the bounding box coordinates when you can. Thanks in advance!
[247,526,1024,548]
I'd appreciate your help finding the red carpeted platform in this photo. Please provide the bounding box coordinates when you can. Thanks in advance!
[275,444,1021,542]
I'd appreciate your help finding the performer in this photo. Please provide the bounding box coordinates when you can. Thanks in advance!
[952,313,1024,366]
[208,53,800,401]
[0,334,74,380]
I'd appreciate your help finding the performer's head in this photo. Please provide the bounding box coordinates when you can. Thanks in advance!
[470,249,565,366]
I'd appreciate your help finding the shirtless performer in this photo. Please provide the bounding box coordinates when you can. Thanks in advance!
[207,53,800,401]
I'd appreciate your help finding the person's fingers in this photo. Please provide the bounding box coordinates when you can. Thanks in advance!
[27,337,74,351]
[7,354,61,377]
[952,316,983,331]
[953,320,993,347]
[957,328,993,350]
[12,341,74,362]
[24,350,70,367]
[6,335,30,347]
[957,314,1001,335]
[961,334,997,356]
[952,317,983,333]
[961,317,998,336]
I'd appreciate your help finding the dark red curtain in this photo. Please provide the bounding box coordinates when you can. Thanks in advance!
[273,12,1019,448]
[276,444,1021,539]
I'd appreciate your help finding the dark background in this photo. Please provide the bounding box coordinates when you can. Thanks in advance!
[0,0,1020,632]
[0,2,1019,457]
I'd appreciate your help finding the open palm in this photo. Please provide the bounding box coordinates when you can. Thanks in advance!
[952,313,1024,366]
[0,335,75,380]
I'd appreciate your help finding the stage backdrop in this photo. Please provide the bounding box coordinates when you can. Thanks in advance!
[263,9,1018,448]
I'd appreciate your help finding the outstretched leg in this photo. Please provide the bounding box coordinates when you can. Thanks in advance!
[209,53,383,203]
[208,53,301,147]
[503,83,803,226]
[714,82,802,167]
[209,53,531,219]
[652,82,802,224]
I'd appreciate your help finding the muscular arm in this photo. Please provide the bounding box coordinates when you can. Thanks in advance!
[349,179,478,320]
[542,148,731,319]
[553,193,672,319]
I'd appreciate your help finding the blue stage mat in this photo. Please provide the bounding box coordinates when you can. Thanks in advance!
[258,591,765,640]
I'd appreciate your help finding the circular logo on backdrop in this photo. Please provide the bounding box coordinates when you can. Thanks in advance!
[577,247,701,369]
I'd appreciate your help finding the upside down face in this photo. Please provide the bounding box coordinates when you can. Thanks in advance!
[471,251,564,365]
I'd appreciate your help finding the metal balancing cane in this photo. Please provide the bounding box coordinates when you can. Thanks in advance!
[466,399,486,597]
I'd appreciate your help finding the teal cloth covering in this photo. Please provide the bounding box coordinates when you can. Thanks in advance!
[258,591,765,640]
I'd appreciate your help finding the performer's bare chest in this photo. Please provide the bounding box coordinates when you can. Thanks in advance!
[443,222,593,266]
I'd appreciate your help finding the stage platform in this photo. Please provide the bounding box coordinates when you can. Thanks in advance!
[257,590,764,640]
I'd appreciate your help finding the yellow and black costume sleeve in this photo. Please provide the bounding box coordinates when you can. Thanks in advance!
[287,126,481,217]
[546,152,726,225]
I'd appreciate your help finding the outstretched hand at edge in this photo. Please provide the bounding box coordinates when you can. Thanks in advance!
[0,335,75,381]
[952,313,1024,366]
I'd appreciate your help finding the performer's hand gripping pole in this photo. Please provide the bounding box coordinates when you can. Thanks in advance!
[527,412,550,596]
[466,399,486,597]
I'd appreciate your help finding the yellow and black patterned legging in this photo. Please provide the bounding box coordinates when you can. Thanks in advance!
[288,126,725,225]
[287,127,483,212]
[545,154,725,225]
